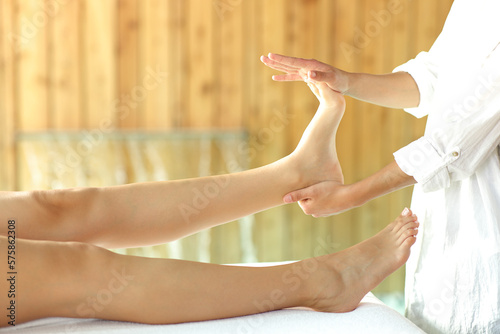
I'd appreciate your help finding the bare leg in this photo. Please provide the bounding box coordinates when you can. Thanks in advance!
[0,88,345,248]
[1,209,417,326]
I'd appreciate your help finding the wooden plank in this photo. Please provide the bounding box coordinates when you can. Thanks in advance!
[14,0,52,191]
[241,0,257,139]
[16,0,48,131]
[167,0,185,128]
[185,0,214,128]
[0,0,17,190]
[416,0,440,53]
[80,0,117,190]
[82,0,116,128]
[50,0,80,129]
[215,0,243,129]
[436,0,454,30]
[141,0,169,129]
[117,0,140,129]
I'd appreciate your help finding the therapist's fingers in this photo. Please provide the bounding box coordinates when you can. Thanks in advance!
[308,70,335,85]
[283,186,315,204]
[268,53,333,72]
[272,73,304,81]
[260,55,298,73]
[307,70,346,94]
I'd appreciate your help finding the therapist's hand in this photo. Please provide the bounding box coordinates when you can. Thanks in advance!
[283,181,359,217]
[283,161,417,217]
[260,53,350,94]
[261,53,420,109]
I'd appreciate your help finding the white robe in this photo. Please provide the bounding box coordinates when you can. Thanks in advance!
[392,0,500,332]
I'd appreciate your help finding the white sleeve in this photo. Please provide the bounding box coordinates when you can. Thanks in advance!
[393,51,440,119]
[394,89,500,192]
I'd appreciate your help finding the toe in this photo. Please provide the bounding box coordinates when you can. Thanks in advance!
[402,235,417,248]
[404,221,420,230]
[395,212,418,230]
[398,228,418,244]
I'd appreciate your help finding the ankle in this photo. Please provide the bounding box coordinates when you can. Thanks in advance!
[301,258,345,310]
[275,154,308,190]
[284,260,325,308]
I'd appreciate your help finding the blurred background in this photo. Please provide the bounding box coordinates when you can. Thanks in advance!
[0,0,452,310]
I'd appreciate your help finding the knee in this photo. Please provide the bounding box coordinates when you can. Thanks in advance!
[32,187,101,213]
[54,241,111,273]
[9,238,113,322]
[31,188,103,242]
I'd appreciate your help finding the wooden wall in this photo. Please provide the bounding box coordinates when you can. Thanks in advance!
[0,0,453,294]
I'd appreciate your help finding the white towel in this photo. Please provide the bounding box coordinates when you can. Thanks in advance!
[0,293,425,334]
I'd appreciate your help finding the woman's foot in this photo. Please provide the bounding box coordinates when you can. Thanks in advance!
[303,208,419,312]
[286,82,346,188]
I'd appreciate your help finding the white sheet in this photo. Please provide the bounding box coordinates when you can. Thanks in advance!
[0,293,425,334]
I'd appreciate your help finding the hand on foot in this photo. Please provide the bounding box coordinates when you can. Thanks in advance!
[260,53,350,94]
[306,81,345,110]
[283,180,353,217]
